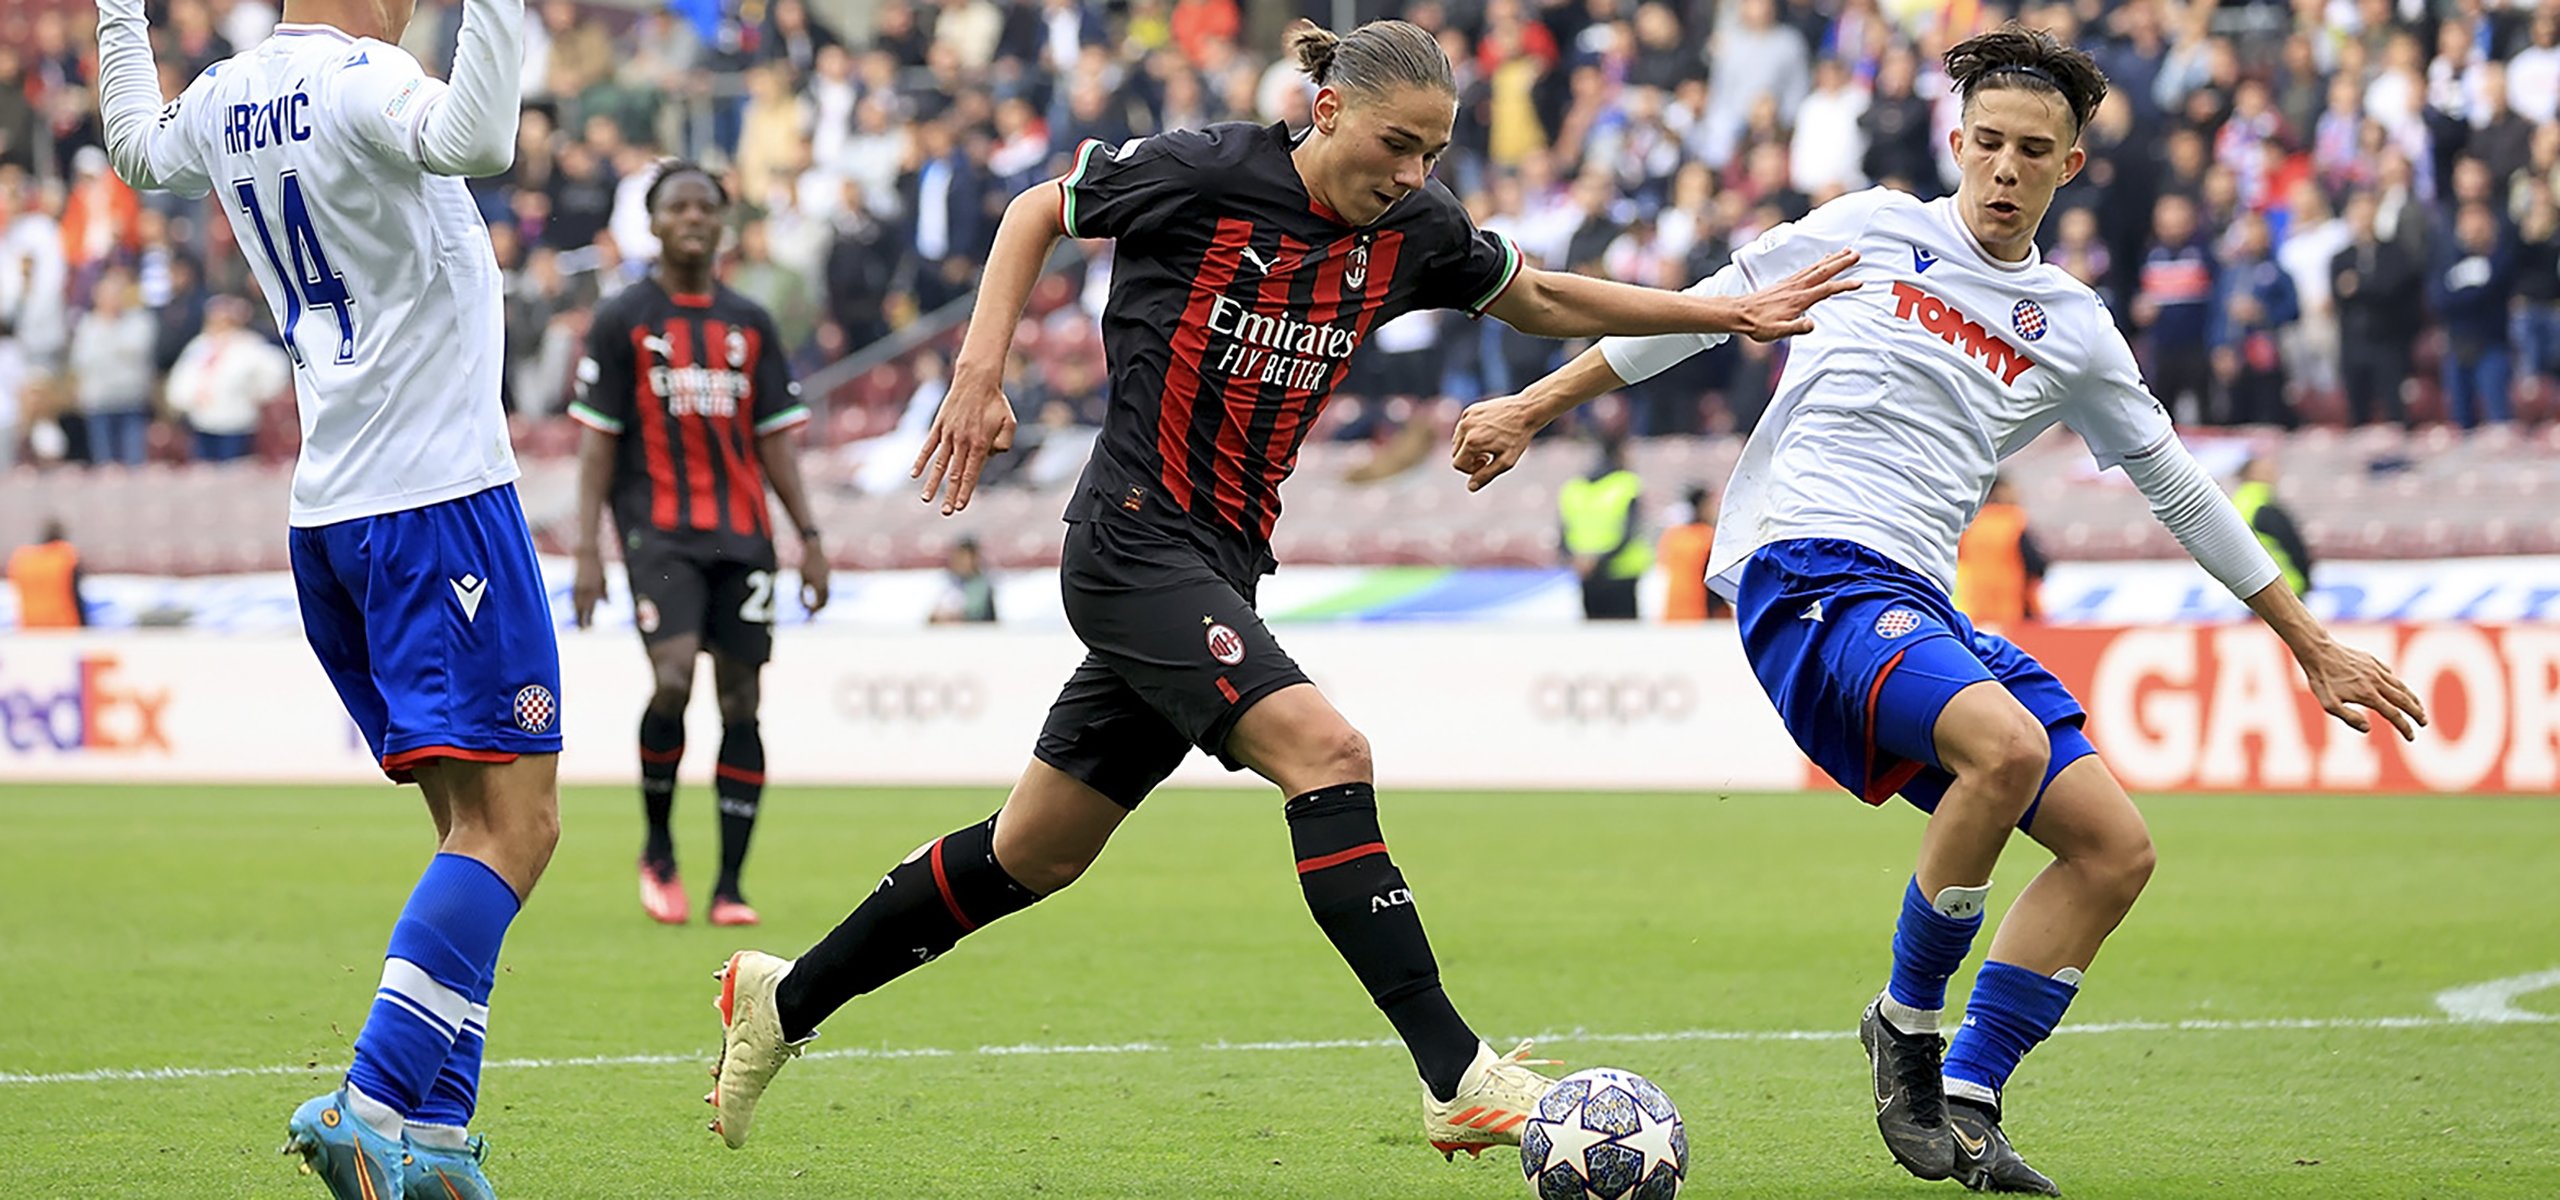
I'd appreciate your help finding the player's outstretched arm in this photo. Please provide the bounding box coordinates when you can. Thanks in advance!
[1450,345,1628,492]
[2115,432,2426,739]
[2242,578,2427,739]
[1482,249,1859,341]
[411,0,524,176]
[95,0,205,195]
[912,180,1067,514]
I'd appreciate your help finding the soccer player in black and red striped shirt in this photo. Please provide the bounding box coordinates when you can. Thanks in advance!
[704,21,1856,1155]
[569,163,832,929]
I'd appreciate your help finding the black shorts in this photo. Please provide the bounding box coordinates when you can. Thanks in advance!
[1032,517,1310,809]
[626,530,780,664]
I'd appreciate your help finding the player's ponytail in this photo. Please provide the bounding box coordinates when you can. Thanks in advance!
[1286,18,1453,100]
[1943,23,2108,136]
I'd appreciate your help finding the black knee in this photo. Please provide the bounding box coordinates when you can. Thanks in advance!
[644,682,690,720]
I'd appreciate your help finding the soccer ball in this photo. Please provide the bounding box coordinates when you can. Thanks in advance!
[1519,1067,1687,1200]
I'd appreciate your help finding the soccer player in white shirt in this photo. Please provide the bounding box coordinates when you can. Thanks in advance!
[96,0,550,1193]
[1454,26,2428,1195]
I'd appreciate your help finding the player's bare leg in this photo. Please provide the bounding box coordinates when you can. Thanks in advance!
[710,759,1110,1148]
[416,755,563,900]
[1225,684,1554,1159]
[706,648,771,923]
[1865,682,2050,1182]
[1933,754,2152,1195]
[638,634,701,924]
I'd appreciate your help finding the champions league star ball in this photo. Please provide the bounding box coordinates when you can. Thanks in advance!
[1520,1067,1687,1200]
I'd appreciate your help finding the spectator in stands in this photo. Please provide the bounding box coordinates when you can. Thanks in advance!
[2211,211,2300,428]
[2432,200,2519,429]
[2332,190,2422,427]
[0,319,21,471]
[2135,192,2217,422]
[2050,205,2111,295]
[66,264,156,466]
[165,296,289,464]
[2515,181,2560,401]
[6,516,84,628]
[1657,483,1725,622]
[0,49,39,176]
[1559,437,1649,622]
[727,220,820,363]
[1860,44,1937,197]
[60,146,140,281]
[929,536,999,623]
[2231,456,2314,596]
[2276,180,2347,414]
[1954,477,2047,627]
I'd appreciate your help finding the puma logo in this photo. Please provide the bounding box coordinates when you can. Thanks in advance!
[1239,246,1275,276]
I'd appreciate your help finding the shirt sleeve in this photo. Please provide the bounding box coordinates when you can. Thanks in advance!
[1405,186,1525,317]
[2064,312,2178,471]
[96,0,214,199]
[1724,187,1886,289]
[1057,130,1213,243]
[750,310,810,435]
[334,2,518,177]
[569,298,636,435]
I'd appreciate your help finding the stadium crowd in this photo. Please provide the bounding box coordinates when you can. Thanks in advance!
[6,0,2560,476]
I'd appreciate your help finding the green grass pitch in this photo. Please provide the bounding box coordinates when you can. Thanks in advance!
[4,783,2557,1198]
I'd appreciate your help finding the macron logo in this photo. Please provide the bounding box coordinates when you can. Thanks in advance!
[1800,598,1826,623]
[1912,246,1938,274]
[451,575,487,622]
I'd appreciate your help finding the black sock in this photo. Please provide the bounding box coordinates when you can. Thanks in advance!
[712,722,764,901]
[773,814,1042,1041]
[1286,783,1479,1102]
[639,710,684,867]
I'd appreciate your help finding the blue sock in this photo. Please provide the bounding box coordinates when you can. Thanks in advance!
[348,854,520,1120]
[1887,876,1984,1015]
[1945,961,2080,1106]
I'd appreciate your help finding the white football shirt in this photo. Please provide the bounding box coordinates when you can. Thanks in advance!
[108,26,514,526]
[1608,188,2179,598]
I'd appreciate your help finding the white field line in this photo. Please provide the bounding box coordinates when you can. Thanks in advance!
[6,970,2551,1088]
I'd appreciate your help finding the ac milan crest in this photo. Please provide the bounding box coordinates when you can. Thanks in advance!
[1346,242,1370,292]
[1874,609,1924,639]
[1206,623,1246,666]
[726,328,749,367]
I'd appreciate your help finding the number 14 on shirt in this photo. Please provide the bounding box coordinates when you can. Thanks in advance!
[232,171,356,367]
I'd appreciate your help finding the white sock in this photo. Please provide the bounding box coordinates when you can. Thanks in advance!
[407,1120,470,1151]
[342,1081,404,1143]
[1943,1076,1999,1109]
[1879,993,1941,1036]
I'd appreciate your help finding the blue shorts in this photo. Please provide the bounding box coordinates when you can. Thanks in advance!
[1734,538,2094,829]
[290,484,563,782]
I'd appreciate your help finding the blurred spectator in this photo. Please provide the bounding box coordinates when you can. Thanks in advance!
[66,265,156,466]
[2135,193,2216,422]
[1954,477,2045,626]
[1559,437,1648,621]
[2210,212,2300,428]
[0,321,22,470]
[2513,181,2560,398]
[61,147,141,281]
[726,220,819,361]
[1790,57,1868,197]
[1861,45,1936,198]
[929,536,999,623]
[2050,206,2111,295]
[2231,456,2313,596]
[6,517,84,628]
[1657,483,1725,622]
[0,49,39,175]
[164,296,290,463]
[2332,190,2422,427]
[1703,0,1810,170]
[2275,181,2346,411]
[2432,200,2519,428]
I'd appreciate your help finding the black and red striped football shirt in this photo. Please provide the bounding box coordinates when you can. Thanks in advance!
[570,279,809,549]
[1059,122,1522,578]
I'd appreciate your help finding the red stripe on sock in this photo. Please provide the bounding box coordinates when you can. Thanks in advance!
[1295,842,1386,875]
[640,746,684,765]
[715,764,765,785]
[928,837,977,932]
